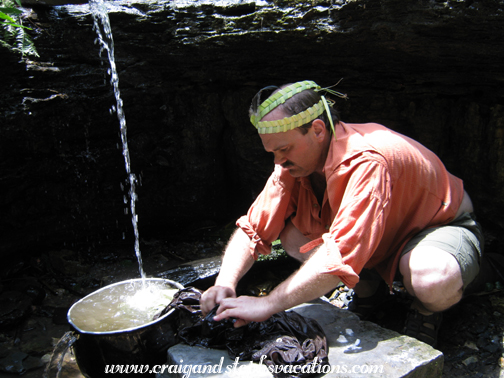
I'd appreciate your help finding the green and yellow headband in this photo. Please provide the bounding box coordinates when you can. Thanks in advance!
[249,80,348,137]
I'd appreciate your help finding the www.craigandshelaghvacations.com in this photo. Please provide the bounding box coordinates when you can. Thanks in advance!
[104,356,385,376]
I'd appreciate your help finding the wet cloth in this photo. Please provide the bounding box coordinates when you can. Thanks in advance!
[162,288,329,378]
[237,122,465,287]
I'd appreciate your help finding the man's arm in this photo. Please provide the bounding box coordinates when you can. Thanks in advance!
[213,243,341,327]
[200,227,255,315]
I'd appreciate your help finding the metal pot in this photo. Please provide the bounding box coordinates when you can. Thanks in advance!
[67,278,184,378]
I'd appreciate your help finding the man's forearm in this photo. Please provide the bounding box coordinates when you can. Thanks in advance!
[265,245,341,313]
[215,227,255,289]
[213,244,342,325]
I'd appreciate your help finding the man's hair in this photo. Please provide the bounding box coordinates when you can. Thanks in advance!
[249,84,340,135]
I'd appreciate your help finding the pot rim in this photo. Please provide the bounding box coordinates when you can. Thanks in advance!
[67,278,184,335]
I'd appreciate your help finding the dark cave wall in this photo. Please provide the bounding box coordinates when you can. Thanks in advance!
[1,0,504,259]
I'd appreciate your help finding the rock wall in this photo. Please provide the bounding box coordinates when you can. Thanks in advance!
[1,0,504,259]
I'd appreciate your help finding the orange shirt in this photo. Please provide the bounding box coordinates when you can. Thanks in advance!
[236,122,464,288]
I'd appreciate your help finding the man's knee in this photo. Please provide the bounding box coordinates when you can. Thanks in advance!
[279,220,311,262]
[400,247,464,310]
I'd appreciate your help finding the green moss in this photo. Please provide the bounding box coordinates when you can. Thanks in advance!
[257,239,288,261]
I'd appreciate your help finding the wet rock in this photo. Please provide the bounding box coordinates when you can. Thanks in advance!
[470,317,489,334]
[14,278,47,306]
[0,245,501,378]
[489,295,504,315]
[0,291,33,328]
[47,250,89,277]
[0,349,43,375]
[164,299,444,378]
[0,344,9,359]
[157,256,222,286]
[461,355,478,367]
[51,306,71,325]
[463,341,478,351]
[19,333,54,356]
[484,343,500,354]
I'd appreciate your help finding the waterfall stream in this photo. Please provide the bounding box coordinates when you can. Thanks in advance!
[89,0,145,279]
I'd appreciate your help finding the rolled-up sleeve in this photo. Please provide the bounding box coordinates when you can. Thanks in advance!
[301,159,392,288]
[236,166,296,260]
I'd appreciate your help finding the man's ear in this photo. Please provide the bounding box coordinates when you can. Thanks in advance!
[311,119,326,139]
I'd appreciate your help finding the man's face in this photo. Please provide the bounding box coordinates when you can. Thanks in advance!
[258,108,324,177]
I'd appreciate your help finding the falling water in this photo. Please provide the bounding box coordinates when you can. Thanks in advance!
[42,331,78,378]
[90,0,145,279]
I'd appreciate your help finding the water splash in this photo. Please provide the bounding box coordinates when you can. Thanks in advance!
[90,0,145,279]
[43,331,78,378]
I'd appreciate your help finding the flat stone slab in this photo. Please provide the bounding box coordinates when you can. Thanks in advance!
[158,299,443,378]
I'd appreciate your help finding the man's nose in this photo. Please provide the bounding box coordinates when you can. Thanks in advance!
[273,152,286,166]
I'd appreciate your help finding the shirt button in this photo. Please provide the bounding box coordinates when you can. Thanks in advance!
[313,203,319,208]
[325,225,330,230]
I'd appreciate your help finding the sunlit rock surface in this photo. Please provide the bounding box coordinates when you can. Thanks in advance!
[161,300,444,378]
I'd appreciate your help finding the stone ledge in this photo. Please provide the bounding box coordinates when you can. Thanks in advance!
[158,299,443,378]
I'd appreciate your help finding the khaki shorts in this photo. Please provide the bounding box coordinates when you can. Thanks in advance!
[400,212,484,289]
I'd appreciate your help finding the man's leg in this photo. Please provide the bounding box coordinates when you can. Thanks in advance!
[279,219,383,307]
[398,213,483,346]
[398,247,463,346]
[279,219,312,262]
[399,247,464,314]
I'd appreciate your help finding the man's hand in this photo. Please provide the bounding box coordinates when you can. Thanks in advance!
[210,243,342,327]
[200,285,236,315]
[200,228,256,316]
[213,295,277,327]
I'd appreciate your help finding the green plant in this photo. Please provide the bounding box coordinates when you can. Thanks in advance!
[257,239,288,261]
[0,0,38,57]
